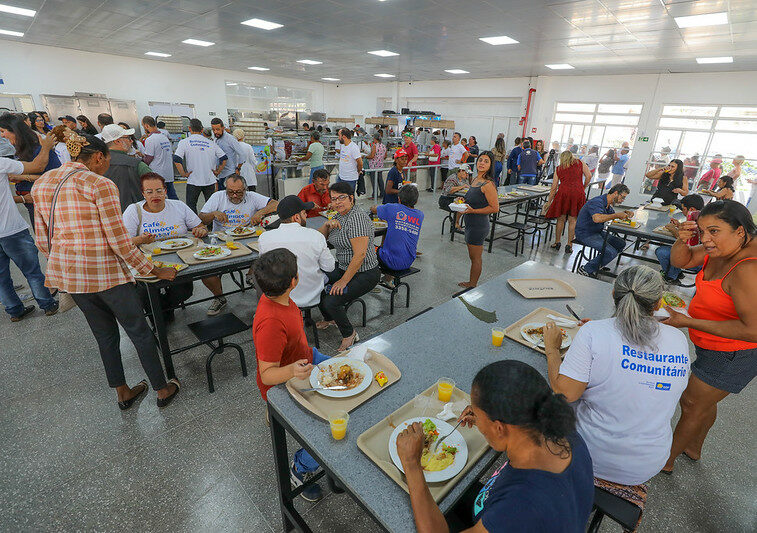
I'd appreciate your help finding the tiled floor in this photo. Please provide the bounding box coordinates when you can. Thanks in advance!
[2,187,754,532]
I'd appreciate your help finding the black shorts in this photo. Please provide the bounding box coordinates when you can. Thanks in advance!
[692,345,757,394]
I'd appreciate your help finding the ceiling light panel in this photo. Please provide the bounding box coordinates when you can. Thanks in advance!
[0,28,23,36]
[696,56,733,64]
[322,77,340,81]
[145,51,171,57]
[444,69,469,74]
[182,38,214,46]
[297,59,322,65]
[374,73,395,78]
[368,50,399,57]
[546,63,575,69]
[240,18,283,30]
[0,3,35,16]
[248,66,270,71]
[674,12,728,29]
[479,35,519,45]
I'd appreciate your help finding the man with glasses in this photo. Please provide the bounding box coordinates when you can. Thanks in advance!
[198,175,278,315]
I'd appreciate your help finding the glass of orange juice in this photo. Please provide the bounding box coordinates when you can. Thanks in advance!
[437,378,455,403]
[491,327,505,347]
[328,410,349,440]
[255,228,264,236]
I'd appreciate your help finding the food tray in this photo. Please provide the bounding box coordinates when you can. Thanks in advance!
[139,237,200,256]
[176,243,253,265]
[356,382,490,502]
[653,225,674,237]
[286,349,400,421]
[644,203,672,212]
[516,185,550,192]
[503,307,581,356]
[507,278,577,299]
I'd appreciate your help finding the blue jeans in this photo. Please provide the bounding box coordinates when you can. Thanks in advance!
[580,231,626,274]
[517,174,538,185]
[165,181,179,200]
[0,229,56,316]
[656,245,702,279]
[309,165,325,183]
[291,346,330,475]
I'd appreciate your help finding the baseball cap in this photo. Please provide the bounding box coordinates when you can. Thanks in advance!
[394,148,408,159]
[457,163,472,174]
[100,123,134,144]
[403,132,413,137]
[58,115,76,122]
[711,158,722,165]
[277,195,314,220]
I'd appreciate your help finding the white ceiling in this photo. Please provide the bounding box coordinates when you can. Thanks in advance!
[1,0,757,83]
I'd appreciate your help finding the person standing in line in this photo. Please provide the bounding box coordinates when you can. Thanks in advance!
[490,137,506,185]
[336,128,362,193]
[97,113,114,131]
[597,148,615,184]
[29,112,48,137]
[516,140,544,185]
[582,145,599,177]
[298,130,324,184]
[232,128,260,191]
[157,121,170,138]
[77,115,98,135]
[447,132,469,178]
[366,132,386,198]
[173,118,228,213]
[141,116,177,199]
[59,115,80,133]
[611,147,630,186]
[467,135,480,156]
[32,133,180,409]
[0,133,59,321]
[50,125,72,165]
[506,137,523,185]
[439,140,451,189]
[210,118,243,191]
[100,124,153,212]
[382,149,408,205]
[402,132,419,183]
[118,122,145,158]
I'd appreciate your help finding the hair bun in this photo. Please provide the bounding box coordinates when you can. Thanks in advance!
[535,393,575,440]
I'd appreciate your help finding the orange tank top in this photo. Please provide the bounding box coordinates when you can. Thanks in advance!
[688,255,757,351]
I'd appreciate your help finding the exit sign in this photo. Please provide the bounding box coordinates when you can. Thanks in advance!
[637,136,649,142]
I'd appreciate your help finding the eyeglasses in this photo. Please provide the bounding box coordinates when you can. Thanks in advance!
[143,188,166,195]
[226,189,246,196]
[330,194,350,202]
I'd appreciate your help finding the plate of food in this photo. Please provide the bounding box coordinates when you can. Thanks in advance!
[388,417,468,482]
[520,322,572,349]
[449,202,469,212]
[227,226,256,237]
[158,237,194,251]
[373,220,388,230]
[309,357,372,398]
[152,260,188,272]
[192,246,232,260]
[612,219,640,228]
[655,291,690,318]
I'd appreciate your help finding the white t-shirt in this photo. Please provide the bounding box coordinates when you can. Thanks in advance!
[258,222,335,307]
[54,142,71,165]
[200,190,270,232]
[559,318,690,485]
[237,141,259,186]
[123,199,202,239]
[174,134,226,186]
[0,158,28,238]
[143,132,174,183]
[338,141,361,181]
[158,128,170,138]
[447,143,468,170]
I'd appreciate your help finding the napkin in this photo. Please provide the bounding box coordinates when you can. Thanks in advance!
[545,314,578,328]
[436,403,457,421]
[345,343,371,362]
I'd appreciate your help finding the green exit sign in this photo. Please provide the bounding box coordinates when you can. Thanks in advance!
[637,136,649,142]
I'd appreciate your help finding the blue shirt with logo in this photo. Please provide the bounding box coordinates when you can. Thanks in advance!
[376,203,423,271]
[575,194,614,240]
[517,149,542,176]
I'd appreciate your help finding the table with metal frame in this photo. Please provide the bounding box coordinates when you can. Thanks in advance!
[267,260,615,532]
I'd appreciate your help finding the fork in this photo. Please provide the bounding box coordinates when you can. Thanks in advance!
[299,385,348,392]
[432,419,463,453]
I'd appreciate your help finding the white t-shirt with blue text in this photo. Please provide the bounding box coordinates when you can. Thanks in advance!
[174,134,226,187]
[123,199,202,239]
[143,132,175,183]
[559,318,690,485]
[200,190,271,232]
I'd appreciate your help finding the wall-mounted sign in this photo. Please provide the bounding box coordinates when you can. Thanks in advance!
[637,136,649,142]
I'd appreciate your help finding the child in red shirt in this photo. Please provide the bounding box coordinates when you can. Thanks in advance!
[252,248,330,501]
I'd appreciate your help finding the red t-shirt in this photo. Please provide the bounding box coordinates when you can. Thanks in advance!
[252,294,312,400]
[404,141,418,169]
[297,183,331,217]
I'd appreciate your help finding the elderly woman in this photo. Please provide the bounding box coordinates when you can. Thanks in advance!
[545,265,690,530]
[661,200,757,473]
[396,360,593,532]
[317,181,380,351]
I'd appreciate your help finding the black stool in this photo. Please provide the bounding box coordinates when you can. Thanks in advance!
[379,266,420,314]
[187,313,248,393]
[571,238,598,273]
[587,486,643,532]
[300,304,320,349]
[345,298,367,327]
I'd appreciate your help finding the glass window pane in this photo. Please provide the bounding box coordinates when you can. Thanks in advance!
[551,123,564,143]
[717,107,757,119]
[597,104,642,114]
[556,102,595,113]
[709,132,757,160]
[654,130,681,153]
[595,114,640,126]
[661,105,717,117]
[679,131,709,160]
[659,117,713,129]
[603,126,637,149]
[555,112,593,123]
[589,126,605,147]
[715,119,757,132]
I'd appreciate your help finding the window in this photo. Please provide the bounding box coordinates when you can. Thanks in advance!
[225,82,313,114]
[550,101,642,166]
[644,105,757,208]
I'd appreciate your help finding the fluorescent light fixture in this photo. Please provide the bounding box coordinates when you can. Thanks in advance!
[241,18,283,30]
[368,49,399,57]
[374,73,395,78]
[145,51,171,57]
[321,77,340,81]
[479,35,518,46]
[248,66,270,71]
[444,69,469,74]
[0,28,23,36]
[182,38,214,47]
[297,59,322,65]
[546,63,574,69]
[0,3,36,16]
[696,56,733,64]
[226,82,237,86]
[674,12,728,28]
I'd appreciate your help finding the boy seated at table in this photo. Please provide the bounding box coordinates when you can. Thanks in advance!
[370,185,424,284]
[251,248,331,502]
[655,194,704,283]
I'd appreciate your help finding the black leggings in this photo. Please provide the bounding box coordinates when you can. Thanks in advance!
[319,267,380,337]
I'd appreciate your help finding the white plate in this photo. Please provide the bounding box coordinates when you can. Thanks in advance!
[373,220,388,230]
[309,357,372,398]
[520,322,572,349]
[388,417,469,483]
[192,246,232,260]
[449,203,469,212]
[226,226,256,237]
[158,237,194,251]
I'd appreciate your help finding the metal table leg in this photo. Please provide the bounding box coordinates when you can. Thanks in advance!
[146,283,175,379]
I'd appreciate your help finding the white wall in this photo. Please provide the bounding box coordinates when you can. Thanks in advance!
[0,41,326,126]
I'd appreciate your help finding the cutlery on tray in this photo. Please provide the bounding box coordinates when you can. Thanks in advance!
[300,385,348,392]
[432,419,463,453]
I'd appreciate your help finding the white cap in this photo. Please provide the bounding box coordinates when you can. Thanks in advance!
[99,123,134,144]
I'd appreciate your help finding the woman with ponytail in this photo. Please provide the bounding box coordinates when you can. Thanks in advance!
[544,265,690,529]
[396,360,593,533]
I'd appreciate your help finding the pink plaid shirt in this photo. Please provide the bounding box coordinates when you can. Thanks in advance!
[31,161,154,294]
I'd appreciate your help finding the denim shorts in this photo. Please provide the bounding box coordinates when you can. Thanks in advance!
[692,345,757,394]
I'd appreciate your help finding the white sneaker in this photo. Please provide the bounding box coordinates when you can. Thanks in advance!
[207,297,227,316]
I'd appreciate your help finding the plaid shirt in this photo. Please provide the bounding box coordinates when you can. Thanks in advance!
[31,161,154,294]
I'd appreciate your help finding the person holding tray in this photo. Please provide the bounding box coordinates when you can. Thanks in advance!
[396,360,593,532]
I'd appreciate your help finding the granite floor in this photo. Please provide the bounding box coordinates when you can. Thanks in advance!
[1,185,754,532]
